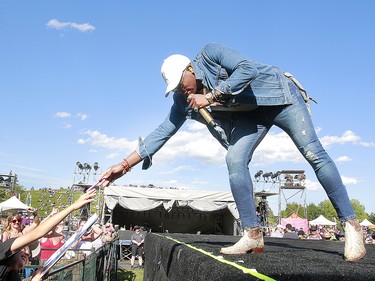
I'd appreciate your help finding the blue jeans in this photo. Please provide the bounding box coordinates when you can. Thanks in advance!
[222,80,356,229]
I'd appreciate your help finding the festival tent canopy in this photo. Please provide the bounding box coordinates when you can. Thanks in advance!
[309,215,336,226]
[360,218,374,227]
[104,185,240,235]
[0,196,33,212]
[104,185,239,217]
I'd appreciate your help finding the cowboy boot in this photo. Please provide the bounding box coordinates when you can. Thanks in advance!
[343,219,366,262]
[220,227,264,255]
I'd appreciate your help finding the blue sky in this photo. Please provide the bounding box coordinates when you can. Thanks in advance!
[1,1,374,215]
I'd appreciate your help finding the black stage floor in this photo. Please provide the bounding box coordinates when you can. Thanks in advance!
[143,233,375,281]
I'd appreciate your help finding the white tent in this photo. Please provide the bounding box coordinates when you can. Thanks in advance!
[0,196,33,212]
[309,215,336,226]
[360,218,374,227]
[104,185,240,235]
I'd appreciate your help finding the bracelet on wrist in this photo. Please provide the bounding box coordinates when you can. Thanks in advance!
[120,159,131,174]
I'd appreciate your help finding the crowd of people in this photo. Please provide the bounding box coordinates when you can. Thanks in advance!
[0,189,97,281]
[269,223,375,243]
[72,218,117,258]
[0,189,121,281]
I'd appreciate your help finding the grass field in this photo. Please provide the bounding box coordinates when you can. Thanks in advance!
[3,187,104,219]
[117,268,144,281]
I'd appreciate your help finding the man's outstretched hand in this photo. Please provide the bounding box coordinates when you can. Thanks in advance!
[99,163,126,187]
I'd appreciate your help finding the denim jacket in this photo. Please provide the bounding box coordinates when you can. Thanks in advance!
[193,42,292,106]
[137,43,293,169]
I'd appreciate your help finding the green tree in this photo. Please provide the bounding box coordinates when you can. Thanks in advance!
[367,213,375,225]
[305,199,367,227]
[281,202,306,218]
[318,200,337,222]
[0,176,25,201]
[306,203,320,221]
[350,199,367,222]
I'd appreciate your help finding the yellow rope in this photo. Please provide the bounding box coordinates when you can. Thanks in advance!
[153,233,276,281]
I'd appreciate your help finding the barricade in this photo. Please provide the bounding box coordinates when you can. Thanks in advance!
[20,240,118,281]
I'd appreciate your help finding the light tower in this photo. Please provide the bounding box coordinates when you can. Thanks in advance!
[278,170,307,223]
[0,171,17,195]
[68,161,101,232]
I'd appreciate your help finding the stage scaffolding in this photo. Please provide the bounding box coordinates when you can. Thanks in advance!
[253,169,307,229]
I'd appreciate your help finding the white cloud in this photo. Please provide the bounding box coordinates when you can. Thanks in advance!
[77,138,87,144]
[341,176,357,185]
[336,156,352,162]
[70,22,95,32]
[78,125,371,177]
[78,124,226,165]
[153,122,226,165]
[320,130,375,148]
[47,19,70,30]
[46,19,95,32]
[357,140,375,147]
[77,113,88,121]
[305,180,323,191]
[77,125,298,166]
[159,165,195,175]
[106,153,119,159]
[54,112,71,118]
[320,130,358,147]
[253,131,302,166]
[62,123,72,129]
[79,130,137,151]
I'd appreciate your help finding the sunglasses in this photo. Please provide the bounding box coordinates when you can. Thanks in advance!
[175,65,195,94]
[174,70,187,94]
[11,219,22,224]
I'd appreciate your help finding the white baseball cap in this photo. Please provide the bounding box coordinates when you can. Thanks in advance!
[161,54,191,97]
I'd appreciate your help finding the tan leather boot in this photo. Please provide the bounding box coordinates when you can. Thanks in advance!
[343,219,366,262]
[220,227,264,255]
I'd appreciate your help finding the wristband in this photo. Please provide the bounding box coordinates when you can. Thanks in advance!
[120,159,131,174]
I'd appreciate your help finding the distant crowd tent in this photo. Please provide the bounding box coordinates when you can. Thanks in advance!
[103,186,240,235]
[360,218,374,227]
[309,215,336,226]
[281,213,309,232]
[0,196,33,212]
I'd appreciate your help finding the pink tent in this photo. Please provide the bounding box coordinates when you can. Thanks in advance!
[281,217,309,233]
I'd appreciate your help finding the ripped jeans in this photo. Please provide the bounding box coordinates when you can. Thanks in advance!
[222,80,355,229]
